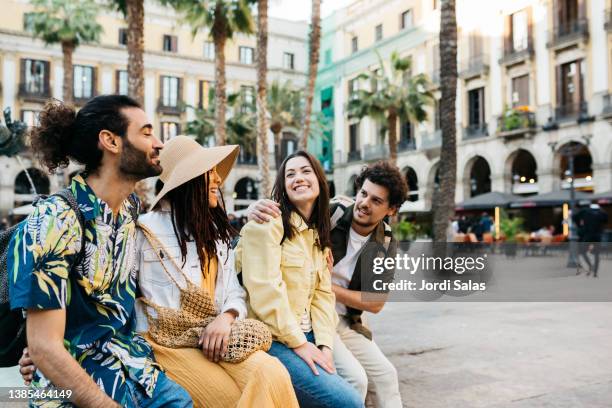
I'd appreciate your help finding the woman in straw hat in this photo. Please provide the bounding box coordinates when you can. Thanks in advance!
[134,136,298,408]
[236,151,364,408]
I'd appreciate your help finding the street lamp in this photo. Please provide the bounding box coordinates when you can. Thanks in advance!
[548,133,592,268]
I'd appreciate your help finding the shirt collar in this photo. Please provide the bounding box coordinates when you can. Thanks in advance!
[70,174,139,223]
[290,211,309,233]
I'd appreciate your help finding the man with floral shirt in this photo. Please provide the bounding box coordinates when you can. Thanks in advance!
[8,96,191,407]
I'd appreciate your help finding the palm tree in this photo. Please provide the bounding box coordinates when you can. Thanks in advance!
[432,0,458,243]
[347,51,433,164]
[300,0,321,150]
[267,80,301,169]
[114,0,145,104]
[186,91,256,156]
[168,0,255,146]
[27,0,102,104]
[256,0,271,197]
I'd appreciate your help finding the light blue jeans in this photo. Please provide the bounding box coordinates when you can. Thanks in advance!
[268,331,364,408]
[125,371,192,408]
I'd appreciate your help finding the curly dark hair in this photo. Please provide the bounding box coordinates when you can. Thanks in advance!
[354,161,408,209]
[29,95,141,174]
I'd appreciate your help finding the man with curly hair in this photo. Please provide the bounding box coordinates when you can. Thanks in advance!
[248,161,407,407]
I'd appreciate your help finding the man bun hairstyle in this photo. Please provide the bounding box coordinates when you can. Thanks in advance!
[355,161,408,209]
[30,95,142,174]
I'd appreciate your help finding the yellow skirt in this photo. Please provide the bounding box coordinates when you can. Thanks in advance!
[144,334,298,408]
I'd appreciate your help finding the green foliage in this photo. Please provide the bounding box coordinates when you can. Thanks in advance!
[27,0,102,46]
[499,211,524,242]
[186,89,256,153]
[347,51,433,133]
[392,219,421,241]
[500,107,535,132]
[161,0,255,39]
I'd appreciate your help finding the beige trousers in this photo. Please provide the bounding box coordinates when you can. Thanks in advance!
[145,334,299,408]
[333,317,402,408]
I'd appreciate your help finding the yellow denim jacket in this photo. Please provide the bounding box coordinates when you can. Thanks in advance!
[236,212,337,349]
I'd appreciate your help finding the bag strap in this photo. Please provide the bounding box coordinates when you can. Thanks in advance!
[137,223,194,289]
[53,188,87,265]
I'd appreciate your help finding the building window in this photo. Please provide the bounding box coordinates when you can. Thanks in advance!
[348,78,359,99]
[283,52,295,70]
[21,59,49,95]
[468,87,485,126]
[557,59,585,114]
[163,34,178,52]
[375,24,383,42]
[351,36,358,54]
[349,123,360,153]
[74,65,95,100]
[118,28,127,46]
[511,10,528,51]
[199,80,213,109]
[161,122,180,142]
[161,76,180,107]
[400,9,413,30]
[239,46,254,64]
[204,41,214,60]
[511,75,529,107]
[324,49,332,65]
[23,13,34,31]
[240,85,255,113]
[21,110,40,127]
[116,70,128,95]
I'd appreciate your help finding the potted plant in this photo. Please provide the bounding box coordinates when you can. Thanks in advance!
[499,213,524,257]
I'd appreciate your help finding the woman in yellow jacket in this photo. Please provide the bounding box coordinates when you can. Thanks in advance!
[237,150,364,408]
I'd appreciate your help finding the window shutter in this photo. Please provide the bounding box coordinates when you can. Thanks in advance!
[555,65,562,109]
[177,77,183,106]
[92,67,98,97]
[504,15,512,54]
[43,60,50,94]
[172,36,178,52]
[19,59,25,85]
[526,7,533,50]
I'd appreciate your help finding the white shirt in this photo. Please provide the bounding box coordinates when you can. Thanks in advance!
[332,227,371,316]
[134,207,247,333]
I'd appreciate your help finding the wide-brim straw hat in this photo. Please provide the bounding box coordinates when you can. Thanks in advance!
[150,136,240,209]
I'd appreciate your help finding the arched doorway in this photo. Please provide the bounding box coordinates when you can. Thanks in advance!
[424,163,440,209]
[233,177,258,210]
[508,149,538,195]
[556,142,593,192]
[404,167,419,202]
[466,156,491,198]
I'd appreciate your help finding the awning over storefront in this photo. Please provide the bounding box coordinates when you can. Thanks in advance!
[509,190,593,208]
[455,192,520,211]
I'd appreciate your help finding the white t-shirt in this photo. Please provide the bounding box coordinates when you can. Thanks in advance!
[332,227,372,316]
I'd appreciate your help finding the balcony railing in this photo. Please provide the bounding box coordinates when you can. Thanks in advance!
[459,54,489,80]
[499,44,534,66]
[421,129,442,150]
[18,82,51,102]
[605,9,612,32]
[237,154,257,165]
[554,101,588,121]
[498,109,537,139]
[347,150,362,162]
[463,123,488,140]
[157,98,183,115]
[363,144,388,161]
[398,139,416,152]
[547,18,589,49]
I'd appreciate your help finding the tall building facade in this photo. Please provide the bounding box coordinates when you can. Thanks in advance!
[0,0,308,216]
[314,0,612,214]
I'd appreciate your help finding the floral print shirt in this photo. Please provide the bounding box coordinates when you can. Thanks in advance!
[8,175,161,406]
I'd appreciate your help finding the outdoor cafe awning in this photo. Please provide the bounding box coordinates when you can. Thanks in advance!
[509,190,593,208]
[590,190,612,205]
[455,191,520,211]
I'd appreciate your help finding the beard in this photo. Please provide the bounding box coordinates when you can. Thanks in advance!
[119,138,162,181]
